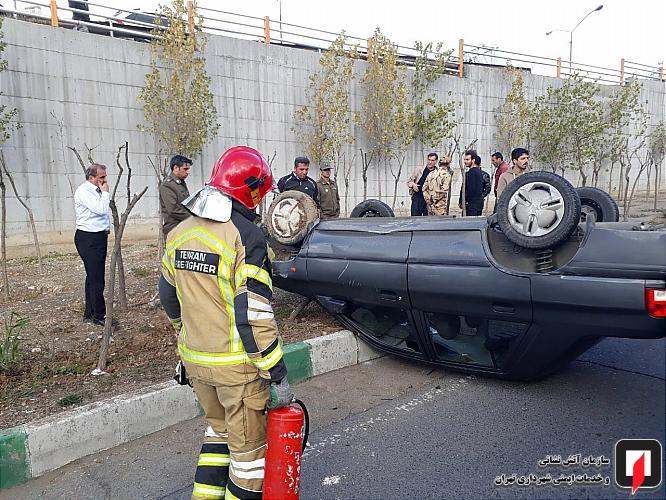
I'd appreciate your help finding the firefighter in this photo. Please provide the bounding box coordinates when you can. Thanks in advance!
[159,146,293,500]
[423,156,453,216]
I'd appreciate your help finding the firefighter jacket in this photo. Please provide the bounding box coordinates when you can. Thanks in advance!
[423,166,453,216]
[159,173,191,236]
[159,199,287,386]
[316,177,340,218]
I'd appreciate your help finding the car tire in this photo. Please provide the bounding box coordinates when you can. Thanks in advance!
[576,187,619,222]
[350,199,395,218]
[265,191,319,246]
[496,171,581,250]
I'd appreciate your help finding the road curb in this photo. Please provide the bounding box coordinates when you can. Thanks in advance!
[0,329,384,489]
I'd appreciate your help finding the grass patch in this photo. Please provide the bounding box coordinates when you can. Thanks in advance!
[37,363,85,379]
[0,313,28,373]
[58,394,83,407]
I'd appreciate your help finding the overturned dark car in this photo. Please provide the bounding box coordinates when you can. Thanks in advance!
[265,172,666,381]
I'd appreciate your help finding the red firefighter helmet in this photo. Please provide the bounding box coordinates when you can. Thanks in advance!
[209,146,273,209]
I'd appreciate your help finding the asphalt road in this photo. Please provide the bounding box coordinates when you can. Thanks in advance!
[3,337,664,500]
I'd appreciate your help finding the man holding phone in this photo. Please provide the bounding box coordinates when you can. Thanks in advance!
[74,163,117,327]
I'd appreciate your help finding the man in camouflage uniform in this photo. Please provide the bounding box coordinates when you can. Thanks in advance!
[423,156,453,216]
[315,162,340,219]
[159,146,292,500]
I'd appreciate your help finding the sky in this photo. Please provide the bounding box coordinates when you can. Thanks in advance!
[36,0,666,80]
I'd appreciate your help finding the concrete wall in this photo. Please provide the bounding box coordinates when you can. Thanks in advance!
[1,17,665,252]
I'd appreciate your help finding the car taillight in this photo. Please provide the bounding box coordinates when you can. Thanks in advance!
[645,288,666,318]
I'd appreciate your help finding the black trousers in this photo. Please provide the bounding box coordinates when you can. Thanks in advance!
[465,199,484,216]
[411,193,428,216]
[74,229,108,320]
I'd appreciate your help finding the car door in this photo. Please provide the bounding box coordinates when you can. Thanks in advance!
[306,226,427,358]
[407,229,532,372]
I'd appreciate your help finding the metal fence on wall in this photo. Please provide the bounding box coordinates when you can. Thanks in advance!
[1,0,664,87]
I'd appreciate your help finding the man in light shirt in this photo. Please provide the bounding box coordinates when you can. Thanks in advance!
[74,164,117,327]
[496,148,529,198]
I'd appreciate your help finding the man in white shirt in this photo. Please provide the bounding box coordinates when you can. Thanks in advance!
[74,164,116,327]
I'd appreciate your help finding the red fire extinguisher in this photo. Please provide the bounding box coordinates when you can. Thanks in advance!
[263,399,309,500]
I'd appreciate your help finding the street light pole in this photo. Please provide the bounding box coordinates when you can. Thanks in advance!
[546,4,603,75]
[569,4,603,73]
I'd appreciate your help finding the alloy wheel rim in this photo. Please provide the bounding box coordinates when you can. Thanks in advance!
[508,182,565,237]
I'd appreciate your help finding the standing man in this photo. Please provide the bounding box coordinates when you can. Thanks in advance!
[491,152,509,197]
[277,156,319,202]
[74,164,115,326]
[159,146,292,500]
[459,150,484,216]
[159,154,192,237]
[423,156,453,216]
[407,152,438,216]
[496,148,529,198]
[316,161,340,218]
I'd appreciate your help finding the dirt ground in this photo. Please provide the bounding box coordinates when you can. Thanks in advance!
[0,243,340,429]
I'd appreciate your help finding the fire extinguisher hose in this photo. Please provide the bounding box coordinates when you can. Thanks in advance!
[293,398,309,452]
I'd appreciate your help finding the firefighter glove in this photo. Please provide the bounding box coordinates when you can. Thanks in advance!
[170,318,182,334]
[267,378,293,410]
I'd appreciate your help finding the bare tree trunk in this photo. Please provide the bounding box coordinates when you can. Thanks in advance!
[618,163,626,202]
[377,159,383,201]
[626,163,649,222]
[97,186,148,372]
[622,162,632,221]
[645,162,652,202]
[654,160,661,211]
[0,168,8,298]
[342,153,354,216]
[608,161,615,194]
[0,152,43,273]
[288,296,311,320]
[390,156,405,210]
[360,149,371,201]
[149,155,168,256]
[579,168,588,187]
[116,248,128,311]
[67,146,89,174]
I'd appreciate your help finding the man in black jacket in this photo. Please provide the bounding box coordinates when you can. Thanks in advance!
[277,156,319,202]
[459,150,484,216]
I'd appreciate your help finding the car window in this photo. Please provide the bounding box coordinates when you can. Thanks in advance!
[425,312,527,368]
[347,304,421,353]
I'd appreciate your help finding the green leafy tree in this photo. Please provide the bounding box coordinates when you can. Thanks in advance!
[293,34,357,166]
[411,41,459,151]
[0,18,18,145]
[138,0,218,162]
[530,76,606,186]
[1,17,19,297]
[293,33,357,210]
[138,0,218,250]
[648,122,666,210]
[605,81,645,197]
[493,66,531,156]
[360,28,415,203]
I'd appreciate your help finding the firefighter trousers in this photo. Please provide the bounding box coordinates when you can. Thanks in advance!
[190,376,269,500]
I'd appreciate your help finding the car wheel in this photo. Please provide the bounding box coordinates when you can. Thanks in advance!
[496,171,581,249]
[576,187,619,222]
[350,199,395,218]
[265,191,319,246]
